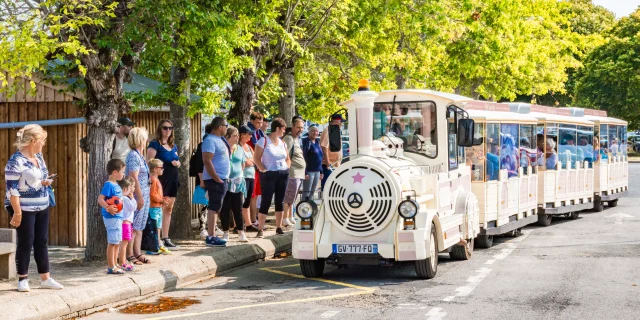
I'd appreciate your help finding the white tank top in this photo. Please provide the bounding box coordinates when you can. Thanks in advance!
[257,137,288,171]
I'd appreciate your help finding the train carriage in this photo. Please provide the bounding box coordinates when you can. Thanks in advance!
[509,104,596,225]
[460,101,541,248]
[563,108,629,211]
[292,83,483,279]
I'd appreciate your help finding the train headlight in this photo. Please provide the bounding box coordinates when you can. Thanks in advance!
[296,201,317,219]
[398,199,419,219]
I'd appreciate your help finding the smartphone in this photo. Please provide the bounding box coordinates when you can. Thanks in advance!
[48,174,58,179]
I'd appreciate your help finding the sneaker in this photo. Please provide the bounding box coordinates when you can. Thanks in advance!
[256,230,264,239]
[222,231,229,241]
[146,250,160,255]
[41,278,64,290]
[276,227,285,236]
[199,229,209,240]
[245,225,260,232]
[251,221,259,228]
[287,218,296,226]
[205,236,227,247]
[282,219,293,227]
[238,231,249,242]
[159,245,171,254]
[215,226,224,237]
[18,279,30,292]
[162,238,179,249]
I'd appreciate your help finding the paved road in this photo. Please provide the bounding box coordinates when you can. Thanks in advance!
[88,165,640,320]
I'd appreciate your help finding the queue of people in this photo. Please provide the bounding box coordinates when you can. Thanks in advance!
[3,112,342,291]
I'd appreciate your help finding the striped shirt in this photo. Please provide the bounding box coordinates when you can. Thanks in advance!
[4,152,50,211]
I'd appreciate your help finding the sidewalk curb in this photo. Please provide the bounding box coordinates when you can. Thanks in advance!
[0,234,292,320]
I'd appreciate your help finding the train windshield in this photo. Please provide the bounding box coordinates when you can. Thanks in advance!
[373,101,438,158]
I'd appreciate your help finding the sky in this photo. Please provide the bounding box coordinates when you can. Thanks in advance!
[592,0,640,18]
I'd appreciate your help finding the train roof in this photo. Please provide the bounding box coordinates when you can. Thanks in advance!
[375,89,474,104]
[460,101,539,123]
[561,107,627,125]
[508,103,594,126]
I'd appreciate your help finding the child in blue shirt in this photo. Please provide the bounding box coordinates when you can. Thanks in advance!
[98,159,126,274]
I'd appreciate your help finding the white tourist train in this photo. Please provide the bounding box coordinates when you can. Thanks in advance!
[291,81,629,279]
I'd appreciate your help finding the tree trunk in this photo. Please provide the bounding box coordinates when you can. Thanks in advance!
[81,56,121,260]
[278,60,295,126]
[228,67,257,126]
[395,73,406,89]
[168,63,192,240]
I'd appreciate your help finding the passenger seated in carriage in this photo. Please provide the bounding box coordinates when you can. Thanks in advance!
[546,138,558,170]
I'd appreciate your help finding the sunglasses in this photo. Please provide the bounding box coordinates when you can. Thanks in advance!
[162,126,173,131]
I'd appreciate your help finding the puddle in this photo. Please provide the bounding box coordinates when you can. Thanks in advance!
[120,296,201,314]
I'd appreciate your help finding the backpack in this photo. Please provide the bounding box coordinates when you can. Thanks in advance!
[141,218,159,252]
[189,142,203,177]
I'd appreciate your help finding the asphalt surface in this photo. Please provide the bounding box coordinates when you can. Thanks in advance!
[87,164,640,320]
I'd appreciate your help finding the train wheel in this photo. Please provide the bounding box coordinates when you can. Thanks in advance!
[300,259,325,278]
[450,237,474,260]
[569,212,579,220]
[475,235,494,249]
[416,225,438,279]
[608,200,618,207]
[594,201,604,212]
[537,213,552,226]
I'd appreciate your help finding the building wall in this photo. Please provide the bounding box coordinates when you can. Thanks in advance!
[1,100,202,247]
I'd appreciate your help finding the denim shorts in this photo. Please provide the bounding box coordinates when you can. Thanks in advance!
[103,217,123,244]
[204,179,228,212]
[149,207,163,227]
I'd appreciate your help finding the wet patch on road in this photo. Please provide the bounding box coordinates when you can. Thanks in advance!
[120,297,201,314]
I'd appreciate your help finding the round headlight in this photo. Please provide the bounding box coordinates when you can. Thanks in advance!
[296,201,316,219]
[398,199,418,219]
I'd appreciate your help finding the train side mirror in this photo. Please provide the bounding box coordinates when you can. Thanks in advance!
[457,118,476,147]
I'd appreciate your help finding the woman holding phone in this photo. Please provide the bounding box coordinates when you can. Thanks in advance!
[5,124,64,292]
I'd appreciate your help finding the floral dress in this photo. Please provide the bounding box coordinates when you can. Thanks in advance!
[126,149,150,231]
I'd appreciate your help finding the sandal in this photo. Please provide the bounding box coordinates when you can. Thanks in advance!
[127,256,143,265]
[121,263,134,271]
[107,267,126,275]
[135,254,151,264]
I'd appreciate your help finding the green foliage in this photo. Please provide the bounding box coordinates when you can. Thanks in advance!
[575,10,640,128]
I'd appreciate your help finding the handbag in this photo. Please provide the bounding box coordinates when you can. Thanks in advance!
[47,186,56,207]
[192,185,209,206]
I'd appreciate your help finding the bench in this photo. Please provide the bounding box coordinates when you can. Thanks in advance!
[0,229,16,280]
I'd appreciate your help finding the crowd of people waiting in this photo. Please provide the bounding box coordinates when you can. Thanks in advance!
[4,111,344,290]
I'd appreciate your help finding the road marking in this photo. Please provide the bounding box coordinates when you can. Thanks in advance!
[426,307,447,320]
[265,263,301,269]
[320,311,341,318]
[145,266,375,320]
[606,212,633,224]
[442,296,455,302]
[485,259,495,265]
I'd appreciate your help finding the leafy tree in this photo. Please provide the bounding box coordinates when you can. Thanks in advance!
[575,10,640,128]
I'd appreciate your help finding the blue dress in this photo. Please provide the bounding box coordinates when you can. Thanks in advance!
[126,150,150,231]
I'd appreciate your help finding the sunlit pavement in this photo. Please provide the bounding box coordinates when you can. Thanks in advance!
[87,164,640,320]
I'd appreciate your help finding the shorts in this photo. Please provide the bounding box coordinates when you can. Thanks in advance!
[204,179,228,212]
[159,166,180,197]
[122,222,132,241]
[103,217,123,244]
[149,207,163,228]
[284,178,302,204]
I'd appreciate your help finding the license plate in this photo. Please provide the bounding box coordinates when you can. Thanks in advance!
[332,244,378,254]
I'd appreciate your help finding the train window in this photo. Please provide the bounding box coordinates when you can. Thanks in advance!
[609,125,619,156]
[486,124,500,181]
[577,126,594,168]
[519,124,536,175]
[619,125,628,156]
[500,124,519,178]
[447,108,458,170]
[594,125,601,163]
[536,124,545,170]
[545,123,559,170]
[465,123,485,182]
[374,101,437,159]
[599,124,609,160]
[559,124,577,169]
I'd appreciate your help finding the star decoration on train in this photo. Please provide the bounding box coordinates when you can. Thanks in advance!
[352,172,365,184]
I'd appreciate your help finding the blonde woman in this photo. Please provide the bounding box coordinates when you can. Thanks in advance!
[125,127,151,264]
[5,124,64,292]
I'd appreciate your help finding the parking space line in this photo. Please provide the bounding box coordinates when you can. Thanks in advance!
[145,266,374,320]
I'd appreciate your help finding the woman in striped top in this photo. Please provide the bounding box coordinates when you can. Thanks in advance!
[5,124,64,292]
